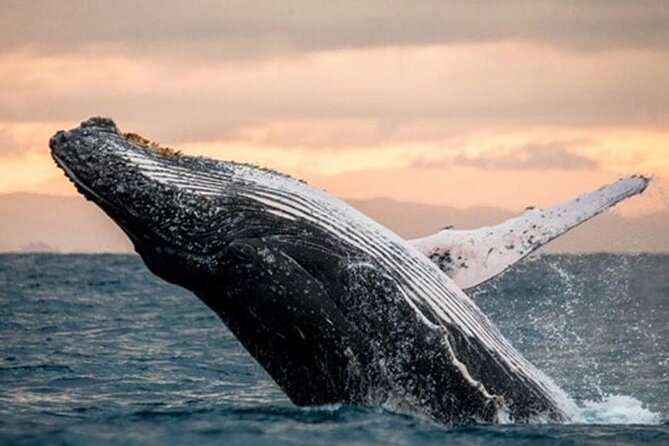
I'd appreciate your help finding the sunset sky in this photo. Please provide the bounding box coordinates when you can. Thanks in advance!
[1,1,668,214]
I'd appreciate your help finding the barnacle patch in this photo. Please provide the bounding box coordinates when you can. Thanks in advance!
[123,132,182,158]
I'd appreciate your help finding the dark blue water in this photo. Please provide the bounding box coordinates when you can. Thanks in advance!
[1,254,667,445]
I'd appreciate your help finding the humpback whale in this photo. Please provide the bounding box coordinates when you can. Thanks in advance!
[50,118,648,425]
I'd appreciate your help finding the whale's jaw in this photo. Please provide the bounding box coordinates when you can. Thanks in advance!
[51,117,574,425]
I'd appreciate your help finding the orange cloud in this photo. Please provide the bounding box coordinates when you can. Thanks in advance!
[0,37,667,218]
[1,42,668,144]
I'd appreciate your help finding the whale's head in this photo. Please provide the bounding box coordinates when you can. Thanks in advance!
[50,118,366,404]
[50,117,322,288]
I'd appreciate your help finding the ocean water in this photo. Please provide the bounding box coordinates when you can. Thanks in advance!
[1,253,667,445]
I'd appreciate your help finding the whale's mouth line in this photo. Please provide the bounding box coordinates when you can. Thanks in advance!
[52,152,105,205]
[51,151,143,244]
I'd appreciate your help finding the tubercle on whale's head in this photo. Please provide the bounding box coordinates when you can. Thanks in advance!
[122,132,183,158]
[48,117,299,292]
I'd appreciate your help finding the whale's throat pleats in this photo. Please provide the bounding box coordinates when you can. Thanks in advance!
[119,141,575,421]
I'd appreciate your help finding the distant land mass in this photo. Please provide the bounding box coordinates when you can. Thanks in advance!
[1,192,668,254]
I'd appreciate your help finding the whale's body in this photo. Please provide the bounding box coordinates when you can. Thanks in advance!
[50,118,648,425]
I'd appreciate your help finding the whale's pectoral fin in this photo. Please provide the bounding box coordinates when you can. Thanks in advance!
[409,175,650,290]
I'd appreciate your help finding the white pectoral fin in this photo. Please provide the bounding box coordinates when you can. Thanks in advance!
[409,175,650,290]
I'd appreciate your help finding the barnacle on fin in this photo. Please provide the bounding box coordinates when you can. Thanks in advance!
[123,132,182,158]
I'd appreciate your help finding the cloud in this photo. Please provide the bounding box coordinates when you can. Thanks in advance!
[0,1,668,59]
[1,43,668,152]
[0,2,667,178]
[0,123,59,158]
[413,140,599,171]
[0,128,19,156]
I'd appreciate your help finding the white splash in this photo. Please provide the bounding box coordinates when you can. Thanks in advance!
[573,394,662,425]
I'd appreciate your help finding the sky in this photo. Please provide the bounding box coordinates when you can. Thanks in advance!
[1,0,668,214]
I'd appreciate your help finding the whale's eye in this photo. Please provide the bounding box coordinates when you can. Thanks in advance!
[227,241,257,263]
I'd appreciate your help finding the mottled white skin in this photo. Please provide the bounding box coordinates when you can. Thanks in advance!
[409,176,650,290]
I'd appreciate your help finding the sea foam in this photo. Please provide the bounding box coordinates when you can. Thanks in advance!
[573,394,662,425]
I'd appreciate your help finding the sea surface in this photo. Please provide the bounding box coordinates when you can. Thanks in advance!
[1,253,667,445]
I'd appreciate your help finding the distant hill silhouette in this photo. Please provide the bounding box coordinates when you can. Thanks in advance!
[0,193,131,253]
[0,193,667,253]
